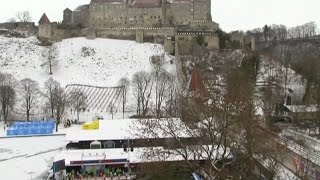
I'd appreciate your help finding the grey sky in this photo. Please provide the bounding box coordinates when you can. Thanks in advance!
[0,0,319,32]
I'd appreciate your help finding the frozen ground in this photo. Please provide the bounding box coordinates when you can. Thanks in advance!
[0,122,67,180]
[0,36,176,118]
[0,36,172,87]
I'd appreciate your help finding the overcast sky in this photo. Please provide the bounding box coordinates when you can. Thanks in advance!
[0,0,319,32]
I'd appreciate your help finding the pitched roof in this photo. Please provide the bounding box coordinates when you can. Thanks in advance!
[284,105,319,113]
[188,64,205,92]
[64,8,72,12]
[38,13,50,24]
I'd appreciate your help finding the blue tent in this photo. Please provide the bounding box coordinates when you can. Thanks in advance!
[7,120,56,136]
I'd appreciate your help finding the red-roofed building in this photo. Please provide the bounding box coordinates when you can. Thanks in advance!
[188,64,204,92]
[187,64,207,99]
[38,13,51,24]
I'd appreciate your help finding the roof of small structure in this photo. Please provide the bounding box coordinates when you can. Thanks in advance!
[284,105,319,113]
[188,64,205,92]
[64,8,72,12]
[54,145,231,166]
[66,118,190,141]
[38,13,50,24]
[129,0,161,8]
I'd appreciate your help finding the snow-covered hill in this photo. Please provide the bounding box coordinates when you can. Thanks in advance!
[0,36,170,87]
[0,36,176,119]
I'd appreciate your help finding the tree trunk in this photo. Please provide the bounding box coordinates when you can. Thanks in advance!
[55,121,59,132]
[77,111,80,122]
[27,110,30,121]
[49,60,52,75]
[51,105,54,118]
[2,104,7,123]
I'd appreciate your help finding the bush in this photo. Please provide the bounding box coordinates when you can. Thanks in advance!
[81,46,96,57]
[196,35,205,46]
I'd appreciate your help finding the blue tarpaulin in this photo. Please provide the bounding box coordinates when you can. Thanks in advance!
[7,120,55,136]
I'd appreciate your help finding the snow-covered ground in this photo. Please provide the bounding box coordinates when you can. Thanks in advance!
[0,35,176,119]
[257,57,305,99]
[0,122,67,179]
[0,36,171,87]
[0,36,177,179]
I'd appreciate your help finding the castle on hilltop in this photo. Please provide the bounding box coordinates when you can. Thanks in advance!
[37,0,220,52]
[62,0,213,28]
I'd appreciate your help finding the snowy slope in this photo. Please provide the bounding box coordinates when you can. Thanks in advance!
[0,36,168,87]
[0,36,175,117]
[257,57,305,98]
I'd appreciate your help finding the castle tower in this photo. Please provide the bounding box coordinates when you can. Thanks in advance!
[193,0,211,22]
[38,13,52,39]
[63,8,72,24]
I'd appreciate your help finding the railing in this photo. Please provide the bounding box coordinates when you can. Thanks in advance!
[277,133,320,166]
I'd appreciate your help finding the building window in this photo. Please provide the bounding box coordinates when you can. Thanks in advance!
[154,16,156,19]
[150,16,152,19]
[103,141,116,148]
[158,16,160,19]
[134,16,136,19]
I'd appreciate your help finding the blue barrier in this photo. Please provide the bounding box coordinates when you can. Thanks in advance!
[7,120,56,136]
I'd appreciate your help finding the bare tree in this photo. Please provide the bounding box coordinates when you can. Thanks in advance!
[19,78,40,121]
[132,71,154,116]
[153,71,173,118]
[44,78,59,118]
[43,78,68,131]
[150,55,166,117]
[54,86,68,132]
[0,74,16,122]
[293,56,319,104]
[0,73,16,123]
[15,11,32,22]
[165,76,178,117]
[42,45,58,75]
[135,68,284,179]
[118,77,130,118]
[108,104,116,120]
[69,89,87,122]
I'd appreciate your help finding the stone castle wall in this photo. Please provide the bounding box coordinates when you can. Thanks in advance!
[88,3,164,28]
[176,32,219,55]
[64,0,212,29]
[93,27,175,43]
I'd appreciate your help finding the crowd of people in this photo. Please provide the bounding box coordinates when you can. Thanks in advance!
[64,119,79,128]
[64,167,135,180]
